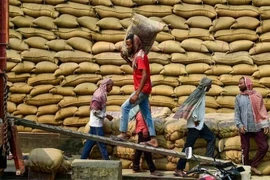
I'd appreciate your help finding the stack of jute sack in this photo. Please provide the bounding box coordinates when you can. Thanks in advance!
[5,0,270,174]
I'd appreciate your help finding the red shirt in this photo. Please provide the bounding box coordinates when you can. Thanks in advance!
[133,55,152,94]
[135,111,148,134]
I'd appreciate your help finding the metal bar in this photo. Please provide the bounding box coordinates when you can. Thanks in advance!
[12,117,228,164]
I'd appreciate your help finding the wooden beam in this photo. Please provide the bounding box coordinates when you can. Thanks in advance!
[12,117,228,164]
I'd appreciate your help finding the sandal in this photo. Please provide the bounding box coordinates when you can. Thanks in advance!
[140,140,158,148]
[110,135,129,142]
[151,171,163,176]
[173,170,187,177]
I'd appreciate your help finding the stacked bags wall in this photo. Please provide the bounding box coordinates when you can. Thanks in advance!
[6,0,270,173]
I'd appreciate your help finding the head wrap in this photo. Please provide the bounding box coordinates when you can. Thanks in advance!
[173,77,212,120]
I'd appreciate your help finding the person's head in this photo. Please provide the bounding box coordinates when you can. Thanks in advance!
[100,78,113,93]
[199,77,212,92]
[239,77,252,92]
[125,34,142,56]
[126,34,134,55]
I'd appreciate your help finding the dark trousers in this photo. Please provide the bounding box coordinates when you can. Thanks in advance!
[81,126,110,160]
[133,132,156,173]
[177,124,216,170]
[240,130,268,167]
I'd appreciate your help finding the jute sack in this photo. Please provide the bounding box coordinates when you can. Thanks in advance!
[215,4,260,18]
[216,96,235,109]
[256,19,270,34]
[212,52,254,65]
[54,62,79,76]
[173,3,216,18]
[11,61,35,74]
[21,48,57,63]
[134,5,172,17]
[29,84,54,97]
[49,86,76,96]
[7,101,17,113]
[108,86,121,95]
[74,106,90,117]
[90,0,113,6]
[33,16,57,30]
[55,2,95,17]
[21,3,59,18]
[214,29,258,42]
[11,15,35,28]
[33,61,58,74]
[9,0,21,6]
[171,52,214,64]
[150,95,178,109]
[249,42,270,55]
[120,85,134,95]
[174,85,196,97]
[221,85,240,96]
[55,106,78,120]
[253,87,270,98]
[100,65,124,75]
[219,135,257,151]
[24,37,48,50]
[96,17,123,30]
[231,17,260,30]
[63,117,89,127]
[94,5,133,19]
[13,104,37,115]
[150,63,164,75]
[252,65,270,78]
[54,14,79,28]
[219,74,263,87]
[73,83,97,95]
[37,104,59,116]
[7,72,30,83]
[151,106,171,119]
[175,137,207,149]
[260,77,270,88]
[229,40,254,52]
[186,63,211,74]
[258,161,270,175]
[89,144,113,159]
[25,94,64,106]
[160,63,187,76]
[74,62,100,74]
[8,38,29,51]
[252,53,270,65]
[106,105,121,112]
[9,29,22,40]
[122,13,166,56]
[227,0,251,4]
[92,42,116,54]
[185,16,212,29]
[217,108,234,113]
[10,82,33,94]
[152,85,174,97]
[151,75,180,87]
[7,62,17,72]
[113,146,135,160]
[259,6,270,20]
[148,52,170,65]
[156,31,175,42]
[107,95,129,106]
[28,73,63,86]
[44,0,67,5]
[158,40,185,54]
[17,27,57,40]
[205,96,220,109]
[61,74,102,87]
[180,38,209,53]
[8,93,26,104]
[143,158,176,171]
[206,84,224,96]
[132,0,158,5]
[217,117,239,138]
[54,28,92,40]
[164,119,187,141]
[171,28,214,41]
[209,17,235,32]
[76,16,100,32]
[66,37,93,53]
[202,40,229,53]
[162,14,188,29]
[149,17,169,32]
[230,64,258,75]
[29,148,63,174]
[94,52,126,65]
[7,50,21,63]
[38,115,62,125]
[259,32,270,42]
[9,5,24,17]
[111,0,135,7]
[119,64,133,74]
[119,18,131,29]
[54,50,94,63]
[203,0,226,5]
[105,75,133,86]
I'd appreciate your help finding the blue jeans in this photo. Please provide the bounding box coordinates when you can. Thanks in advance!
[119,92,156,136]
[176,124,216,170]
[81,126,109,160]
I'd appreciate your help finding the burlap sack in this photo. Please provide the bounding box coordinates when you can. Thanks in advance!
[152,85,174,97]
[231,17,259,30]
[252,65,270,78]
[24,37,48,50]
[10,82,33,94]
[33,61,58,74]
[164,119,187,141]
[54,14,79,28]
[37,104,59,116]
[75,62,100,74]
[33,16,57,30]
[252,53,270,65]
[121,13,166,56]
[229,40,254,53]
[55,2,95,17]
[215,4,259,18]
[49,86,76,96]
[230,64,258,75]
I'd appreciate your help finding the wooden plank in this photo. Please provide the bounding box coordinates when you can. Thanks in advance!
[11,116,227,163]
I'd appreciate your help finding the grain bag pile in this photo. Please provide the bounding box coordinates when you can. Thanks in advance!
[6,0,270,173]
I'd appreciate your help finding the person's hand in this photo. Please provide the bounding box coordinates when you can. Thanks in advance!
[129,93,139,104]
[106,114,113,121]
[121,51,129,62]
[194,121,200,127]
[263,127,269,134]
[239,126,246,134]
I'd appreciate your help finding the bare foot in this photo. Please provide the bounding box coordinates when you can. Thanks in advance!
[251,167,262,175]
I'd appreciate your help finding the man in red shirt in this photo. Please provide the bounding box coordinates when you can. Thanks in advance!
[114,34,158,147]
[133,110,162,176]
